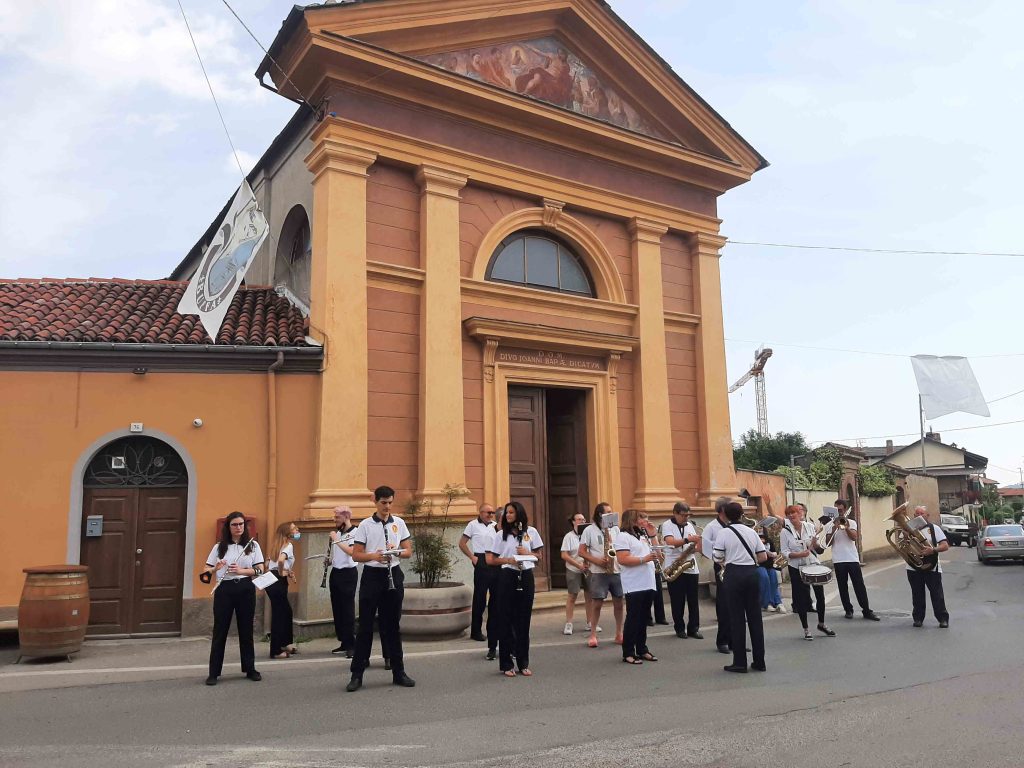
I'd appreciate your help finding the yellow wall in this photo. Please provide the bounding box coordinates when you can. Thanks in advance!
[0,370,317,609]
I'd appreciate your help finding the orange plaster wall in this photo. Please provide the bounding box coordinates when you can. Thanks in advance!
[366,163,420,269]
[0,370,318,609]
[367,286,420,501]
[567,210,634,304]
[616,356,637,508]
[661,232,694,314]
[460,184,534,277]
[461,337,485,503]
[666,331,700,500]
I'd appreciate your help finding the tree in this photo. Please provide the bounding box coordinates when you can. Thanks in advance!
[733,429,811,473]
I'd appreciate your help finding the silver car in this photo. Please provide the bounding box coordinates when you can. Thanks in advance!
[976,524,1024,563]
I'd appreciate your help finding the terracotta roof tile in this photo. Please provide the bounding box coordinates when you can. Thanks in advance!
[0,279,310,347]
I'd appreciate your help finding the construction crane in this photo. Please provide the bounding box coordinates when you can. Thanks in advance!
[728,347,773,436]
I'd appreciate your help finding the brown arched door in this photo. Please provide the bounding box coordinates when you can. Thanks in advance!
[80,437,187,637]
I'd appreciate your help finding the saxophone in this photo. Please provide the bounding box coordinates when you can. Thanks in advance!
[663,523,702,583]
[602,518,620,575]
[885,503,936,571]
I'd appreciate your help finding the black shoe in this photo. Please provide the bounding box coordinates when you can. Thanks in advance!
[717,645,730,654]
[246,670,262,682]
[346,676,363,692]
[864,612,880,621]
[675,631,688,639]
[656,620,670,626]
[723,664,748,673]
[844,611,854,619]
[470,632,487,642]
[647,619,655,627]
[486,649,497,660]
[817,623,836,637]
[939,620,949,628]
[384,658,392,671]
[751,662,766,672]
[912,620,923,627]
[344,650,354,659]
[331,645,346,655]
[205,676,218,686]
[393,672,416,687]
[688,631,704,640]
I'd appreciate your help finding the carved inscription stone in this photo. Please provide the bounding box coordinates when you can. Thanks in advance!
[496,347,606,371]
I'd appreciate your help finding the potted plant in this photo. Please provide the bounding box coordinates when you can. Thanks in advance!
[401,483,474,637]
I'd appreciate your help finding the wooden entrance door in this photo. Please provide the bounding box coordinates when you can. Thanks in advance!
[81,487,186,636]
[508,386,589,591]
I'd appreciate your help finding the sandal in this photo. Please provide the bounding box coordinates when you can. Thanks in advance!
[587,636,599,648]
[286,646,299,654]
[817,624,836,637]
[270,651,290,659]
[520,668,533,677]
[622,656,643,665]
[502,669,516,678]
[640,652,658,662]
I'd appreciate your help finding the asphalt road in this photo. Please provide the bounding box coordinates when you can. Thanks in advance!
[1,546,1021,768]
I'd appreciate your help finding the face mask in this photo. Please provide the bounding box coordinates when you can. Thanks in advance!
[291,532,302,541]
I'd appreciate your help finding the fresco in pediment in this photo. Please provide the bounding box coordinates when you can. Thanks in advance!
[419,37,669,141]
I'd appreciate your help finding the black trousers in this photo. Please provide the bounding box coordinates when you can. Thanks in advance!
[329,566,357,649]
[350,567,404,677]
[788,566,826,629]
[907,569,948,623]
[265,572,293,655]
[714,562,730,647]
[624,589,653,659]
[667,571,700,634]
[834,562,871,614]
[495,568,534,672]
[471,555,499,644]
[724,565,764,669]
[208,578,256,678]
[649,572,666,623]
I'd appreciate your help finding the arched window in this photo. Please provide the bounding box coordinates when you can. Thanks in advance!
[274,205,311,312]
[485,230,594,297]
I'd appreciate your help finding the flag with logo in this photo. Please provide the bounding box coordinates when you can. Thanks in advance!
[177,180,269,341]
[911,355,990,420]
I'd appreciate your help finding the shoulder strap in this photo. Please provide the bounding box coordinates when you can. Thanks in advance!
[727,525,758,564]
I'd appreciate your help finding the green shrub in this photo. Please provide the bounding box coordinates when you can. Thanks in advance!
[406,483,471,588]
[857,464,897,497]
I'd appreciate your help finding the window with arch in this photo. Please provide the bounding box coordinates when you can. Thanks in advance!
[274,204,311,312]
[485,230,594,297]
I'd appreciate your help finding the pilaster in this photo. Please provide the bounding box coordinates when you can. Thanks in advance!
[629,217,681,513]
[415,165,475,511]
[303,125,377,516]
[691,232,737,505]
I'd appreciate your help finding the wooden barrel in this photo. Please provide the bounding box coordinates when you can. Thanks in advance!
[18,566,90,658]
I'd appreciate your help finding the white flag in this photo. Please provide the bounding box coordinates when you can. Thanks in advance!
[177,180,269,342]
[911,355,990,420]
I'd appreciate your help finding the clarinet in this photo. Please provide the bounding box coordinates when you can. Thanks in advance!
[381,520,397,591]
[320,530,335,589]
[514,525,525,592]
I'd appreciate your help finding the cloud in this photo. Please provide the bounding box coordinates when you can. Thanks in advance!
[227,149,260,176]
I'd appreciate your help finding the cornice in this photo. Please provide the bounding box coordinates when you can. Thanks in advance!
[460,277,637,326]
[629,217,670,243]
[464,316,639,355]
[663,310,701,334]
[693,232,729,256]
[415,164,469,198]
[303,132,378,179]
[367,260,426,291]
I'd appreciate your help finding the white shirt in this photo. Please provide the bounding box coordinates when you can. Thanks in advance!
[205,540,265,581]
[781,520,819,568]
[661,519,700,575]
[825,518,860,563]
[702,518,726,564]
[712,524,766,565]
[353,514,411,568]
[614,530,655,593]
[462,519,497,554]
[906,522,947,573]
[580,523,619,574]
[331,525,358,569]
[488,526,544,570]
[560,529,584,573]
[269,541,295,572]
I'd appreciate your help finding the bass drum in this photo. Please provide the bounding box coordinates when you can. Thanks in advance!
[799,564,833,585]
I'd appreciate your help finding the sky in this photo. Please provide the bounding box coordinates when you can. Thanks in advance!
[1,1,1022,486]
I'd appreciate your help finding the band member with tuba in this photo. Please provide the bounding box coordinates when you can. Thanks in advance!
[905,506,949,628]
[328,506,358,657]
[578,502,625,648]
[487,501,544,677]
[702,497,733,654]
[615,508,661,665]
[712,501,768,673]
[200,512,265,685]
[661,501,703,639]
[346,486,415,692]
[782,504,835,641]
[459,503,498,646]
[823,499,880,621]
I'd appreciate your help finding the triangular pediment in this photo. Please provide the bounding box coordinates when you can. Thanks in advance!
[416,37,671,142]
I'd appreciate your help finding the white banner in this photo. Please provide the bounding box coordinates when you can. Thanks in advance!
[177,180,269,342]
[911,355,990,420]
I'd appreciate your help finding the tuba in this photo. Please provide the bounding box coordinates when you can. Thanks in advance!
[885,503,936,571]
[663,523,702,583]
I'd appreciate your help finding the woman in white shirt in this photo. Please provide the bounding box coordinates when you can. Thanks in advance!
[614,508,661,665]
[199,511,265,685]
[559,512,591,635]
[487,501,544,677]
[781,505,835,641]
[266,521,301,659]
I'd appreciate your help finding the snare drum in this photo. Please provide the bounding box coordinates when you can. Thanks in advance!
[799,564,833,585]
